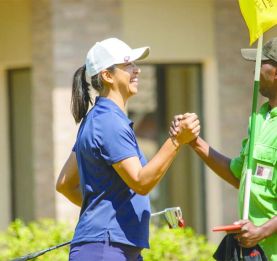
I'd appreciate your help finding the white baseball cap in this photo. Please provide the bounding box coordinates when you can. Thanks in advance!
[85,38,150,77]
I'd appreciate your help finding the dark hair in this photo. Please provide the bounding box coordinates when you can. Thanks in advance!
[269,59,277,67]
[71,65,116,123]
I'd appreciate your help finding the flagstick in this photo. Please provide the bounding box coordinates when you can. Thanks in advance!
[242,34,263,220]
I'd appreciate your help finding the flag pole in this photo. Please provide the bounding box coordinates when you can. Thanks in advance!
[242,34,263,219]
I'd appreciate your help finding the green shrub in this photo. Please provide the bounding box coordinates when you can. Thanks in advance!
[0,220,216,261]
[143,225,216,261]
[0,219,73,261]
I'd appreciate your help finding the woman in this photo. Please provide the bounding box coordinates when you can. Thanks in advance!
[56,37,200,261]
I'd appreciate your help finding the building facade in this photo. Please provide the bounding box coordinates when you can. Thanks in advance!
[0,0,276,243]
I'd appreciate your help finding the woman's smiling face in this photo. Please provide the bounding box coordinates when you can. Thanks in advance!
[112,62,141,98]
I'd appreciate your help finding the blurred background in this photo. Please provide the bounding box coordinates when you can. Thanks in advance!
[0,0,276,245]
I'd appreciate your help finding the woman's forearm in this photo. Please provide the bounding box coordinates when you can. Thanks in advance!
[56,152,82,206]
[59,184,83,207]
[136,137,181,194]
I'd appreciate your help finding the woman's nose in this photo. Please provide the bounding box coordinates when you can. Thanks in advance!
[133,63,141,74]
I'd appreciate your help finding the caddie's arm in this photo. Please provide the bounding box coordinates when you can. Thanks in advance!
[257,216,277,241]
[188,136,240,188]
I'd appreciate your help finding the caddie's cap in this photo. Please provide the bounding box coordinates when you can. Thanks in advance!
[241,37,277,63]
[85,38,150,77]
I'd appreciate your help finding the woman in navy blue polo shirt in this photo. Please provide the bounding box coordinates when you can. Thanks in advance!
[56,38,200,261]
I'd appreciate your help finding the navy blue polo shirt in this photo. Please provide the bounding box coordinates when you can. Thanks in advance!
[71,96,151,248]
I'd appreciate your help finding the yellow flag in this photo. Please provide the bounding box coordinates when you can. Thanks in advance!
[238,0,277,45]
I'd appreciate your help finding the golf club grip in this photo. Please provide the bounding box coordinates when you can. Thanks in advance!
[11,241,71,261]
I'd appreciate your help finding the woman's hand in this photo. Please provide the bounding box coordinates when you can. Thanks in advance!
[170,113,200,145]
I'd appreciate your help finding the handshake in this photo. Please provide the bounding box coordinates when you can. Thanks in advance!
[169,113,200,146]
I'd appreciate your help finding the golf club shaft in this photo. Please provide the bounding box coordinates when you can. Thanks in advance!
[11,208,180,260]
[11,241,71,261]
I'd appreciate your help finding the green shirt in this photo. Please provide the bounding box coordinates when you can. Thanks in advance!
[230,102,277,261]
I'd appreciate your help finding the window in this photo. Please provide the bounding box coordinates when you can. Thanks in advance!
[8,68,34,221]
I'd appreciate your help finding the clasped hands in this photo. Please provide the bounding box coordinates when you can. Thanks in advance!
[169,113,200,145]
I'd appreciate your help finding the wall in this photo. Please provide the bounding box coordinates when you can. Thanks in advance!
[51,0,122,221]
[31,0,56,218]
[122,0,215,62]
[0,0,32,229]
[0,0,31,66]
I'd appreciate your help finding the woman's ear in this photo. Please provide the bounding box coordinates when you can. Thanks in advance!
[101,70,113,84]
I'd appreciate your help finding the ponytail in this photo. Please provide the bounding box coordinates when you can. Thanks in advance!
[71,65,92,123]
[71,64,116,123]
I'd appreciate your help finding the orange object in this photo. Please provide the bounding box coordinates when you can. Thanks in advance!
[212,224,242,232]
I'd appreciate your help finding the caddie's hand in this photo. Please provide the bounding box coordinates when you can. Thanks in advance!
[174,113,200,145]
[234,220,265,248]
[169,114,186,137]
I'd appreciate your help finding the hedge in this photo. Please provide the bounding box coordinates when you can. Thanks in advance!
[0,219,216,260]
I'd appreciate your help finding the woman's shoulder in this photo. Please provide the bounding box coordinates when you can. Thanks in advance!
[91,108,129,126]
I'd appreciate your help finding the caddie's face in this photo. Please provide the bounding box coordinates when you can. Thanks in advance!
[259,60,277,98]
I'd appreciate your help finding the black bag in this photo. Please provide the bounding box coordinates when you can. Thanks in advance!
[213,234,268,261]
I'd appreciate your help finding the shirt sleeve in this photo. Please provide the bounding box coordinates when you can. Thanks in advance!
[96,114,139,165]
[230,137,248,180]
